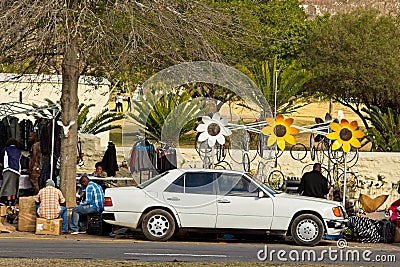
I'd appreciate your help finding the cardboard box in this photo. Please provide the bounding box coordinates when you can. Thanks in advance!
[363,211,386,220]
[35,218,62,235]
[18,196,37,232]
[0,206,7,217]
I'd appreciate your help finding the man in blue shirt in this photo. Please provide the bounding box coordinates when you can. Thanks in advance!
[70,175,104,234]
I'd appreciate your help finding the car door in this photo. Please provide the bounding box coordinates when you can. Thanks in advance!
[215,173,273,230]
[163,172,217,228]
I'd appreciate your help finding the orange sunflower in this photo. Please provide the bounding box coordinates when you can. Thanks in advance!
[261,114,299,151]
[326,119,365,153]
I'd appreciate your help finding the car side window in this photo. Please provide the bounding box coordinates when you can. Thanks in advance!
[217,173,259,197]
[165,175,184,193]
[165,173,215,194]
[185,173,215,194]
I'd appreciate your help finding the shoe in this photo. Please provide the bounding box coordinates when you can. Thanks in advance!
[78,231,86,234]
[70,232,79,235]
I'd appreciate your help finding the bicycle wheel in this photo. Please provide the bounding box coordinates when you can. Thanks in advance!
[242,153,250,173]
[268,170,285,190]
[345,148,359,167]
[214,161,232,170]
[227,130,247,164]
[316,140,329,165]
[309,133,316,161]
[337,171,358,190]
[290,143,307,161]
[215,143,226,163]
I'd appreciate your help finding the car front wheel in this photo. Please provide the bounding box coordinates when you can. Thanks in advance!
[291,214,324,246]
[142,209,176,241]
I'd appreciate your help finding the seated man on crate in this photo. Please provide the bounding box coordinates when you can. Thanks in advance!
[70,175,104,235]
[35,179,68,234]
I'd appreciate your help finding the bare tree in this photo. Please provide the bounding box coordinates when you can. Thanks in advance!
[0,0,252,206]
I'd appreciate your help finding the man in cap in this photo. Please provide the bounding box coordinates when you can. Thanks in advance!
[35,179,68,233]
[70,175,104,235]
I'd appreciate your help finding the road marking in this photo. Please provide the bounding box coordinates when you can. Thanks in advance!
[124,252,228,258]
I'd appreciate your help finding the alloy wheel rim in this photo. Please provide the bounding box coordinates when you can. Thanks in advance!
[147,214,170,237]
[296,219,318,242]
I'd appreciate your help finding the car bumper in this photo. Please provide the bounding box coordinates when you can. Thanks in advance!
[325,218,348,235]
[102,211,142,229]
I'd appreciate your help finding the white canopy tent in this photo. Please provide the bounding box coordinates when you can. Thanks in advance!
[0,101,60,179]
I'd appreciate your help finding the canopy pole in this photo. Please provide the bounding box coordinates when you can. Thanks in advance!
[50,109,56,183]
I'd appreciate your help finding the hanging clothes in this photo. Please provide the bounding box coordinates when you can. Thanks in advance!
[19,119,34,150]
[0,120,8,150]
[102,141,119,176]
[156,146,177,173]
[129,140,156,173]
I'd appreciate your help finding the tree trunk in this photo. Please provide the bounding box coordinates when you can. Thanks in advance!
[60,41,80,208]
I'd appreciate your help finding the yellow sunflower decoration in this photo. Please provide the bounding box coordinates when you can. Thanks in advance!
[261,114,299,151]
[326,119,365,153]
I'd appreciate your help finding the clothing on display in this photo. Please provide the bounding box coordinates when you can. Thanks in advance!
[129,139,156,173]
[102,142,119,177]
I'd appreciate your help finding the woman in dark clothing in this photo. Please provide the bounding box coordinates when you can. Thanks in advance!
[0,138,22,206]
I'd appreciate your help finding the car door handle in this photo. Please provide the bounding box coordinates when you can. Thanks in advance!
[217,199,231,204]
[167,197,180,201]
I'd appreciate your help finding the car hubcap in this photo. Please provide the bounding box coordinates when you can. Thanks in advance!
[147,214,169,237]
[296,219,318,242]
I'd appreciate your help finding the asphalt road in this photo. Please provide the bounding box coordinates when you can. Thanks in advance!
[0,234,399,266]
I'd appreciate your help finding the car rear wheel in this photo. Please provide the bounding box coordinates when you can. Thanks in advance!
[142,209,175,241]
[291,214,324,246]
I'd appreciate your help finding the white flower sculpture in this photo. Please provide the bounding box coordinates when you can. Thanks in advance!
[197,113,232,147]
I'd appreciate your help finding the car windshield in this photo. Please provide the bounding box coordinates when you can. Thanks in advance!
[137,172,168,189]
[242,173,277,195]
[258,182,278,195]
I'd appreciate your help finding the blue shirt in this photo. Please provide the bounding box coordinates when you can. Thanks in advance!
[81,181,104,212]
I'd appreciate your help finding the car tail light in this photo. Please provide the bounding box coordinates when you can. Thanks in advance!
[104,197,113,207]
[332,207,341,217]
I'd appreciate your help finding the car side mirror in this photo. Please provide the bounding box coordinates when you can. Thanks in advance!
[258,190,265,198]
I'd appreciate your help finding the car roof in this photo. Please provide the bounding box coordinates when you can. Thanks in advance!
[177,168,245,175]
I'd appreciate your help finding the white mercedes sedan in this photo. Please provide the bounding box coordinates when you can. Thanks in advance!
[102,169,347,246]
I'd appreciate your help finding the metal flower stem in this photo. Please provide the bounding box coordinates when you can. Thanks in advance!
[342,152,347,207]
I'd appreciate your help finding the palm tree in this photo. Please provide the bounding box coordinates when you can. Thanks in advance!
[129,90,208,142]
[362,105,400,151]
[77,103,125,135]
[237,56,313,115]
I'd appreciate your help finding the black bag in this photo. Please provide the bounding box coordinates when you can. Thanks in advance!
[87,213,103,235]
[380,219,395,243]
[87,213,112,236]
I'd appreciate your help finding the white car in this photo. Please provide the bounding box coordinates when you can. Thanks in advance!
[102,169,347,246]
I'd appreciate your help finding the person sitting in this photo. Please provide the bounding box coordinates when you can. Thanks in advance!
[70,175,104,235]
[93,161,107,192]
[35,179,68,234]
[297,163,329,199]
[94,162,107,178]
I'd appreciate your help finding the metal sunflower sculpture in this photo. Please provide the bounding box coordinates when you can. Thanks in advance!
[326,119,365,152]
[261,114,299,151]
[197,112,232,147]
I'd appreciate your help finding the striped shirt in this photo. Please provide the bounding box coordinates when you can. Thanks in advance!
[82,181,104,212]
[35,186,66,219]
